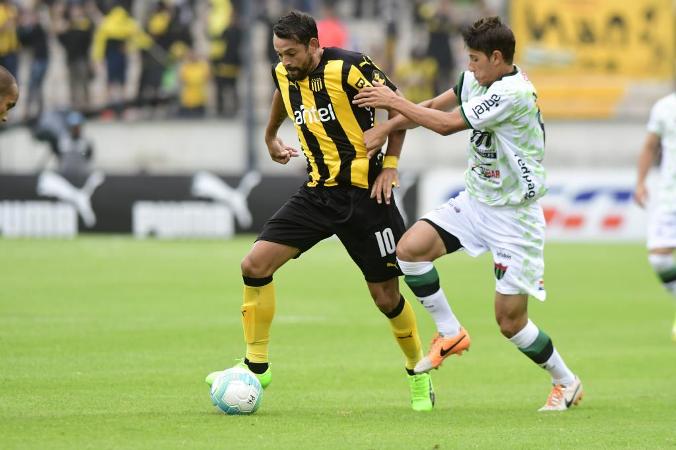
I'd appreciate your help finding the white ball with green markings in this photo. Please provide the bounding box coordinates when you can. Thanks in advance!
[210,367,263,415]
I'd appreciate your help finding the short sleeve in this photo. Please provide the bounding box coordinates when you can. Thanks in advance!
[452,72,465,101]
[460,88,515,130]
[350,53,397,91]
[646,101,664,136]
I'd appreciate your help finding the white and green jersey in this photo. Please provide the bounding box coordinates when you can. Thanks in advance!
[456,67,546,207]
[647,92,676,212]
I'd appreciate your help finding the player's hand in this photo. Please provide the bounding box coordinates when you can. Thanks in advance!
[353,81,397,110]
[266,136,299,165]
[364,124,389,157]
[634,182,648,208]
[371,168,399,205]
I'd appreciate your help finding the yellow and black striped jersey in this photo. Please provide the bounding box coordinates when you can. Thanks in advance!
[272,47,397,189]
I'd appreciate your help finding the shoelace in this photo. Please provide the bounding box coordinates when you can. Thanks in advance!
[546,385,565,406]
[411,375,429,398]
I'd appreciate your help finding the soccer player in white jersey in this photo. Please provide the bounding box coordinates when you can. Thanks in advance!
[353,16,583,411]
[634,91,676,341]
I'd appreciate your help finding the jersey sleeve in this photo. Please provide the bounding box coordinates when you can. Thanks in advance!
[346,53,397,91]
[460,85,516,130]
[646,100,664,136]
[452,71,466,101]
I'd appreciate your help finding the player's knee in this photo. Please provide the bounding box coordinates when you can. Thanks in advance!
[369,281,400,313]
[396,238,417,262]
[240,254,271,278]
[496,315,523,338]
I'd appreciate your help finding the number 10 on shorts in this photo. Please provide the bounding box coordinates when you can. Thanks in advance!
[375,228,396,257]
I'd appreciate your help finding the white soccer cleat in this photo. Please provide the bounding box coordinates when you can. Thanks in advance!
[538,376,584,412]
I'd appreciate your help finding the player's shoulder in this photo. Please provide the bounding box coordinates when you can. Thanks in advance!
[323,47,371,67]
[653,92,676,113]
[271,61,287,77]
[492,67,532,92]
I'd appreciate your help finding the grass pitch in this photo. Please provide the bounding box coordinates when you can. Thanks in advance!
[1,236,674,449]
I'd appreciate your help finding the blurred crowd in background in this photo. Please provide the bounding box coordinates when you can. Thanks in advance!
[0,0,497,124]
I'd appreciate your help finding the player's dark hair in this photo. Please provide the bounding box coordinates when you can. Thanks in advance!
[272,10,318,47]
[461,16,515,64]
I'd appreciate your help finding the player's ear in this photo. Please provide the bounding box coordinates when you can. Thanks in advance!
[308,37,320,52]
[491,50,503,66]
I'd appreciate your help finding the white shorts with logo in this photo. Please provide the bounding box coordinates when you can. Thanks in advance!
[423,190,547,301]
[647,208,676,250]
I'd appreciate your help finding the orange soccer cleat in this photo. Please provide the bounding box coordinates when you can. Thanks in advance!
[414,327,471,374]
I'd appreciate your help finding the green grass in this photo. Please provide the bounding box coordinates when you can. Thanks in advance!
[1,236,674,449]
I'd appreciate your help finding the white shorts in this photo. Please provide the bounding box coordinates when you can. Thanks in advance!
[423,190,547,301]
[647,208,676,250]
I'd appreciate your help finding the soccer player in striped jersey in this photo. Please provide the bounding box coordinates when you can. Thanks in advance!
[353,16,583,411]
[634,91,676,341]
[207,11,434,411]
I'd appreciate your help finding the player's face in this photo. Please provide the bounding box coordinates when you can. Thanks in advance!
[273,36,319,81]
[0,83,18,122]
[467,49,499,87]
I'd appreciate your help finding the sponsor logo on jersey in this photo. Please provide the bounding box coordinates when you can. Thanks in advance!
[470,130,496,158]
[516,156,537,199]
[471,94,501,119]
[293,104,337,125]
[372,70,385,84]
[471,164,501,179]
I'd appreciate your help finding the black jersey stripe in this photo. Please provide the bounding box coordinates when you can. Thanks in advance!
[287,77,330,187]
[317,61,356,186]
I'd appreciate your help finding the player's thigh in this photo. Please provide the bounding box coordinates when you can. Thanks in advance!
[420,191,486,257]
[335,190,405,283]
[241,240,301,278]
[396,219,454,262]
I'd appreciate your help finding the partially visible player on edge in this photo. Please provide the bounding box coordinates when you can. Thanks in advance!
[0,64,18,122]
[634,90,676,341]
[207,11,435,411]
[353,16,583,411]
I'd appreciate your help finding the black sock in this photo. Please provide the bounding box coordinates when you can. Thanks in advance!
[244,358,269,374]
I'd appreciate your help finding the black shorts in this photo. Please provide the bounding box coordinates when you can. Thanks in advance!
[258,185,405,282]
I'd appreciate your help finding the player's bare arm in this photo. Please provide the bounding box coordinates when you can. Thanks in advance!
[370,89,407,205]
[358,86,459,157]
[264,90,300,165]
[634,132,661,208]
[354,83,467,138]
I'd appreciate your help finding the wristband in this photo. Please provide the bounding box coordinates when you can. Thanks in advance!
[383,155,399,169]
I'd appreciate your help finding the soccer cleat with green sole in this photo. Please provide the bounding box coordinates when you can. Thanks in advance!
[408,372,435,412]
[205,359,272,389]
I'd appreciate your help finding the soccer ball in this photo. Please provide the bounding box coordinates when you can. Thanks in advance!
[209,367,263,415]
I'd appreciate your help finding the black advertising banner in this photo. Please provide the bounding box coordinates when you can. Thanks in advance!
[0,173,418,236]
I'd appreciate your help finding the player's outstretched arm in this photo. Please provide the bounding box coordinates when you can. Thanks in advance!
[358,86,460,156]
[370,91,407,205]
[264,90,299,165]
[634,132,660,208]
[354,83,466,138]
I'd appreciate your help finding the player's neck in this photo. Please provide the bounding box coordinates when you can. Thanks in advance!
[308,48,324,75]
[497,64,516,78]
